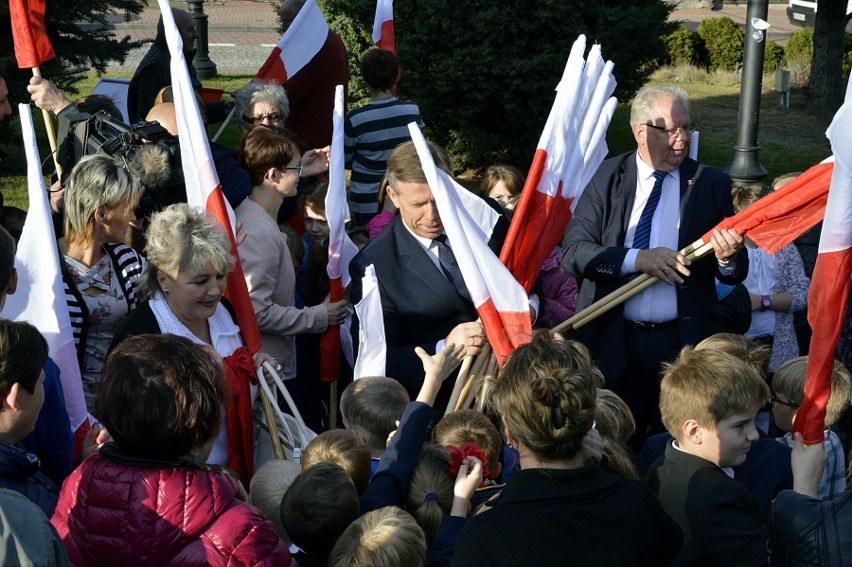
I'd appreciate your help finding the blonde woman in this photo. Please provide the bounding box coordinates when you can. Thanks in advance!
[62,154,145,410]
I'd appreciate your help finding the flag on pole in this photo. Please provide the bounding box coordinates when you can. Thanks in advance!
[701,160,832,254]
[409,124,532,363]
[500,36,617,292]
[793,76,852,445]
[320,85,359,382]
[372,0,395,53]
[353,264,386,379]
[5,104,88,443]
[257,0,329,84]
[9,0,55,68]
[159,0,261,482]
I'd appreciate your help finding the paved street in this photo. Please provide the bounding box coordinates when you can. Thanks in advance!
[102,1,803,74]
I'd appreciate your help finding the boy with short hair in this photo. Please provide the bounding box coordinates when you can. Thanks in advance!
[646,345,770,566]
[340,376,409,475]
[302,429,372,495]
[329,506,427,567]
[0,319,57,516]
[771,356,850,499]
[344,48,424,225]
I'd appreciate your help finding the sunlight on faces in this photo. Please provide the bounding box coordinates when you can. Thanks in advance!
[157,265,227,328]
[275,156,301,198]
[487,180,513,207]
[100,193,139,244]
[249,100,285,126]
[304,204,329,245]
[633,94,691,173]
[694,411,760,468]
[386,181,443,240]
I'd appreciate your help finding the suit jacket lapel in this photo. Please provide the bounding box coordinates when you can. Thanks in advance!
[618,153,640,243]
[678,159,700,248]
[393,220,469,311]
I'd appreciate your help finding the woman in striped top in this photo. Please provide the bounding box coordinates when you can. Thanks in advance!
[61,154,146,411]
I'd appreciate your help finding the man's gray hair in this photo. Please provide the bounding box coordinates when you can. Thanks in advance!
[630,84,690,125]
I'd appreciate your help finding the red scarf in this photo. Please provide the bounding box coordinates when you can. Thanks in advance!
[222,347,258,485]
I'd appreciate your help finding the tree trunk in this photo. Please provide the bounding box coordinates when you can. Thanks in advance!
[808,0,847,110]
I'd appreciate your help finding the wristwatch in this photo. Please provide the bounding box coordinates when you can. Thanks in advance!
[760,295,772,312]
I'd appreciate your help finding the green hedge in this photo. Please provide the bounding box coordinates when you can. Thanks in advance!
[697,17,745,71]
[316,0,671,170]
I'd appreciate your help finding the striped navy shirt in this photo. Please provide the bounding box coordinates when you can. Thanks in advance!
[344,97,424,216]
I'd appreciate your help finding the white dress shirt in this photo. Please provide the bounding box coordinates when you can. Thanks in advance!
[621,154,681,323]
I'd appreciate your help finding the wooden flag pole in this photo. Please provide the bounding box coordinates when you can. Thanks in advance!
[552,239,715,335]
[212,105,236,143]
[445,354,475,416]
[31,67,62,177]
[259,388,286,461]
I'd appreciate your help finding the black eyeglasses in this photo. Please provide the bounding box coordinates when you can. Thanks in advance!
[770,394,800,408]
[244,112,284,125]
[644,123,695,138]
[283,162,303,177]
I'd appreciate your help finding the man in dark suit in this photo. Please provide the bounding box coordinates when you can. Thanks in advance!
[349,141,494,409]
[562,84,748,447]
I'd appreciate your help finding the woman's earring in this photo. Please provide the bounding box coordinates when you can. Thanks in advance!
[163,287,170,294]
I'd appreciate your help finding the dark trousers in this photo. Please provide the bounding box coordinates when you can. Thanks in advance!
[611,323,682,454]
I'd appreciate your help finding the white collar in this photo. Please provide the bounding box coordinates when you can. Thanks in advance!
[149,294,240,347]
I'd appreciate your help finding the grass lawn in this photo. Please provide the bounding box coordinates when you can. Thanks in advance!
[0,67,836,211]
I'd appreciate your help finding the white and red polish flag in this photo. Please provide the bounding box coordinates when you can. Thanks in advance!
[500,35,617,292]
[159,0,260,354]
[372,0,395,53]
[5,104,89,444]
[320,85,359,382]
[257,0,329,84]
[793,75,852,445]
[409,124,532,364]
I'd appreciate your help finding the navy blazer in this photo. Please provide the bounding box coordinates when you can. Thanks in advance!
[646,441,768,566]
[561,151,748,381]
[349,211,508,407]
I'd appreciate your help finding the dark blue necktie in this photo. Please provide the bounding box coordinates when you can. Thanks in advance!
[434,234,471,301]
[633,170,667,250]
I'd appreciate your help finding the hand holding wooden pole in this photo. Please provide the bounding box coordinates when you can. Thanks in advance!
[552,239,715,335]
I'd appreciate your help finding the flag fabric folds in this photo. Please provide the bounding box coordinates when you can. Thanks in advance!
[160,0,262,482]
[158,0,261,356]
[353,264,386,379]
[500,35,617,292]
[702,160,833,255]
[9,0,55,68]
[793,76,852,445]
[256,0,329,84]
[5,104,88,439]
[320,85,359,382]
[372,0,395,53]
[409,124,532,364]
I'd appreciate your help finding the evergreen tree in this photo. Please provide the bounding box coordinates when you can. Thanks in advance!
[317,0,671,170]
[1,0,146,101]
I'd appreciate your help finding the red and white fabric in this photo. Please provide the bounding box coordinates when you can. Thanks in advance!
[794,76,852,445]
[5,104,89,440]
[320,85,359,382]
[500,35,617,292]
[372,0,395,53]
[256,0,329,84]
[408,124,531,364]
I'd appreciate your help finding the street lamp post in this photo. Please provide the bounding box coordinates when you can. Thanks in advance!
[187,0,218,79]
[724,0,769,184]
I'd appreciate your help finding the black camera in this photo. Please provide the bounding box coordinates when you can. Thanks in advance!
[59,111,187,217]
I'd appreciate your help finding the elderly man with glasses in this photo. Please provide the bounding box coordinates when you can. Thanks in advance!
[562,84,748,451]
